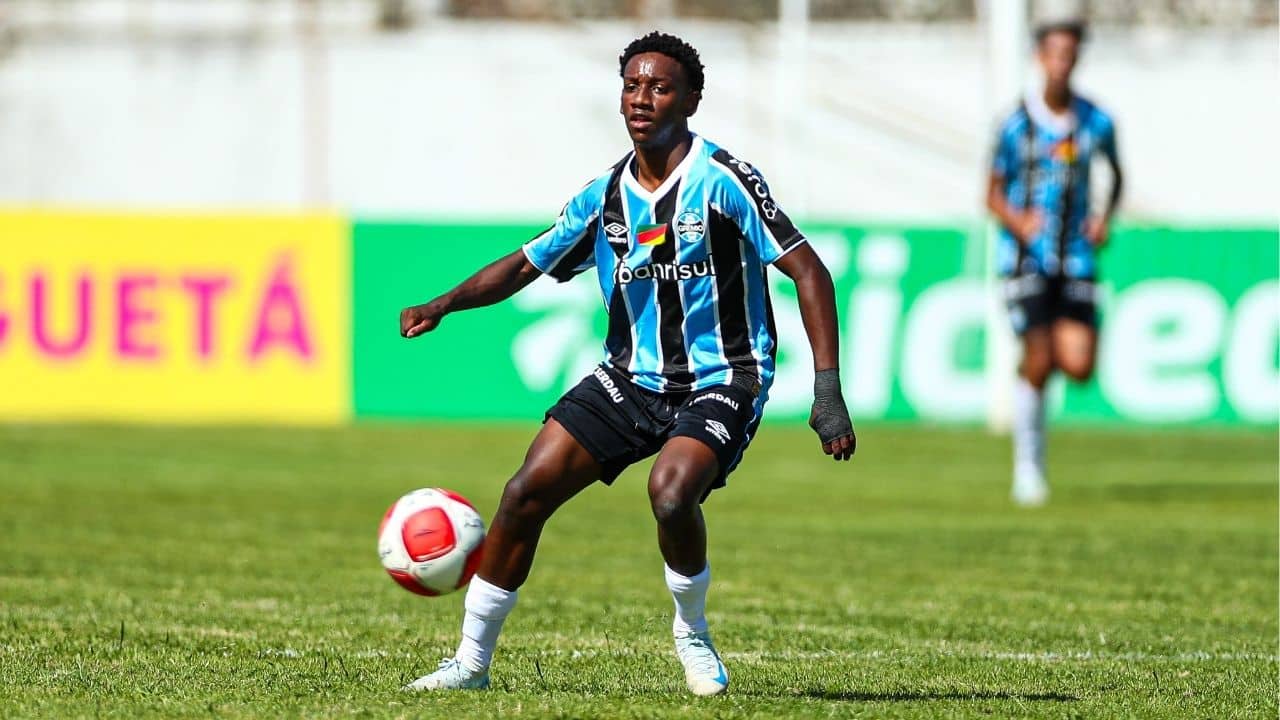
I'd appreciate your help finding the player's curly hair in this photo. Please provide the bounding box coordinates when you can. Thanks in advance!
[619,31,705,93]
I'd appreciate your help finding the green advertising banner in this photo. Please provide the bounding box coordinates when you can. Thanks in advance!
[353,221,1278,426]
[353,222,584,420]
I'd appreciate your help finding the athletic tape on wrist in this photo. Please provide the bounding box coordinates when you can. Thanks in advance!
[810,369,854,444]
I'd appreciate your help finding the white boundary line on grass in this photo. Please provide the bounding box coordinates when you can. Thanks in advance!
[719,650,1279,663]
[255,648,1278,663]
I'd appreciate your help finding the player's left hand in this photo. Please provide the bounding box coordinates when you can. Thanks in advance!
[1084,216,1110,247]
[816,426,856,461]
[809,369,856,462]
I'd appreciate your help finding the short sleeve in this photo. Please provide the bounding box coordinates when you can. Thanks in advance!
[522,182,602,283]
[991,122,1020,178]
[711,150,806,265]
[1097,114,1119,165]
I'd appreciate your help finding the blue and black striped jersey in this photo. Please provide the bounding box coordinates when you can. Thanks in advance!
[992,93,1118,279]
[522,135,807,397]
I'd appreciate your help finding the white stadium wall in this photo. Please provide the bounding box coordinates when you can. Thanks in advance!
[0,17,1276,221]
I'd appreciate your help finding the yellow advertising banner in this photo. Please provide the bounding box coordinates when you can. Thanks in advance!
[0,211,350,424]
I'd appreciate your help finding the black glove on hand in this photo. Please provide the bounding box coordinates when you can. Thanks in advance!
[810,369,855,458]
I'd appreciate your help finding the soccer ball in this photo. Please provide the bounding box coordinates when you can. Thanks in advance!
[378,488,486,596]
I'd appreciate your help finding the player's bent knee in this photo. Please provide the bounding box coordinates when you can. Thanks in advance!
[1019,359,1053,388]
[647,464,710,525]
[1059,359,1095,382]
[649,489,695,526]
[496,466,562,525]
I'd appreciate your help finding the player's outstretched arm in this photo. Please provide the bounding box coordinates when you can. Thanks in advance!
[400,250,542,338]
[774,243,856,462]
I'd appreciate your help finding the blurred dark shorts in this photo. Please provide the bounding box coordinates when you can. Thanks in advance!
[1004,273,1098,336]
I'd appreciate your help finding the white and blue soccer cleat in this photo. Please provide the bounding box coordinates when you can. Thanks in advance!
[674,631,729,696]
[402,658,490,691]
[1012,464,1049,507]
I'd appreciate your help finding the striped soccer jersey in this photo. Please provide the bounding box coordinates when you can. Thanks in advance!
[991,93,1118,279]
[522,135,807,398]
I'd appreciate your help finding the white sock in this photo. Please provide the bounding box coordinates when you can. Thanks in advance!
[1012,376,1045,477]
[454,576,517,673]
[665,564,711,636]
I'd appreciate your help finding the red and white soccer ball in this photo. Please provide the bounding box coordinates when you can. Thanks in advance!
[378,488,485,596]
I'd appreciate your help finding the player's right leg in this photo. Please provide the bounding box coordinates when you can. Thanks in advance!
[1014,330,1053,506]
[479,419,603,590]
[1006,273,1054,507]
[404,419,600,691]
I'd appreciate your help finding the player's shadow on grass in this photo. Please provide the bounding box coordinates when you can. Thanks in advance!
[790,689,1078,703]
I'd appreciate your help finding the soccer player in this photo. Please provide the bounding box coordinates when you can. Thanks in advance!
[986,19,1123,506]
[397,31,856,695]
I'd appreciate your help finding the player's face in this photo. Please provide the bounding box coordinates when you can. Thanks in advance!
[1037,31,1079,88]
[620,52,700,148]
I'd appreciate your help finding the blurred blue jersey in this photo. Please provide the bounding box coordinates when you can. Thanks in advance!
[991,94,1118,278]
[523,135,806,397]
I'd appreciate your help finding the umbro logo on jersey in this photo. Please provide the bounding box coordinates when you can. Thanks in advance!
[605,222,629,246]
[704,419,731,445]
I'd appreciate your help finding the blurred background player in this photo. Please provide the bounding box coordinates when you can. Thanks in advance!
[397,32,855,695]
[986,18,1123,507]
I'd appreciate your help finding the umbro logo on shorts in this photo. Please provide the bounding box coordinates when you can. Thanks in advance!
[704,419,731,445]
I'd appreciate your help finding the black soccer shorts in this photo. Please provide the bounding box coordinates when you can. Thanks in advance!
[1004,272,1099,336]
[545,364,762,500]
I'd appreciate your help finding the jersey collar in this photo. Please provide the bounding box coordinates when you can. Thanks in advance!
[622,134,703,202]
[1024,90,1078,135]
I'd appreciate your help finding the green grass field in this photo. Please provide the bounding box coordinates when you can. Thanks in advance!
[0,423,1275,719]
